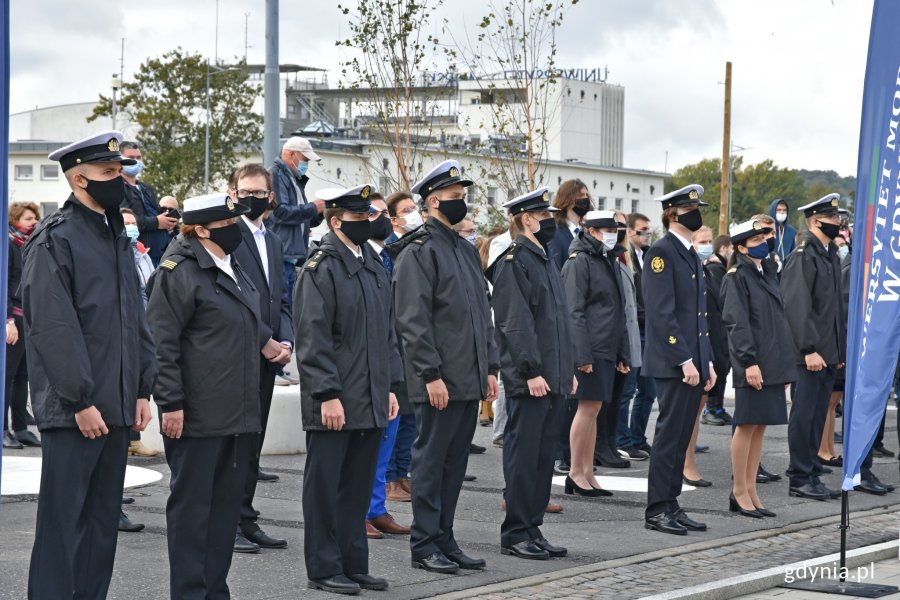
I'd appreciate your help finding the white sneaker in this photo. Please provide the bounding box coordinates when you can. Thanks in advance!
[280,371,300,385]
[274,375,291,386]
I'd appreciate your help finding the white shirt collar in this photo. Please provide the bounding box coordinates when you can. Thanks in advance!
[568,220,579,234]
[670,229,693,250]
[203,247,237,281]
[242,215,265,236]
[367,239,385,255]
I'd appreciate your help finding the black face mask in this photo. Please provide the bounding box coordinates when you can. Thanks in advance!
[238,196,270,221]
[207,223,243,255]
[819,221,841,240]
[338,218,372,247]
[766,237,776,252]
[676,208,703,232]
[436,198,468,226]
[83,175,126,211]
[370,215,392,241]
[534,217,557,246]
[572,200,590,218]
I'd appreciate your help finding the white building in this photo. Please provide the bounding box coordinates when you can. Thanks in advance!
[7,66,664,224]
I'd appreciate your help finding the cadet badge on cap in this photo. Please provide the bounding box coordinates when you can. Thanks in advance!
[655,184,707,210]
[182,193,249,225]
[318,184,376,213]
[582,210,619,229]
[502,187,560,214]
[48,130,137,173]
[729,218,773,246]
[797,193,841,218]
[411,160,473,197]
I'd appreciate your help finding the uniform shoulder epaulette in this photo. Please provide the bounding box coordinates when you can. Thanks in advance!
[726,267,737,275]
[567,249,582,260]
[504,242,521,261]
[159,255,186,271]
[31,212,67,241]
[304,249,328,271]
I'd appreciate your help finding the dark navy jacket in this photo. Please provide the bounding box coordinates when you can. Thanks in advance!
[640,231,712,380]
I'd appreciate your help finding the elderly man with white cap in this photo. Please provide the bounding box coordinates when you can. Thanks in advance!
[23,131,157,598]
[268,136,326,315]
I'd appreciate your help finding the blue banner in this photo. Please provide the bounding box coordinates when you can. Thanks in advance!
[0,0,8,492]
[842,0,900,491]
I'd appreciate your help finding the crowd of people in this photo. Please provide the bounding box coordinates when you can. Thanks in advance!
[10,130,899,598]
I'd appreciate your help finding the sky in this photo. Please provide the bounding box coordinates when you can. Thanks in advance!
[10,0,873,177]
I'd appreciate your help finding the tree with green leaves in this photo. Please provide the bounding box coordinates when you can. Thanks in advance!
[731,159,806,222]
[336,0,454,192]
[89,49,262,199]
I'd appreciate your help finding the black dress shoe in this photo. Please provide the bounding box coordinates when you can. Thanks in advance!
[533,537,567,557]
[855,479,888,495]
[819,455,843,467]
[564,475,612,497]
[2,431,22,449]
[411,552,459,573]
[728,494,763,518]
[754,506,777,517]
[758,464,781,482]
[118,511,145,532]
[233,531,261,553]
[644,512,687,535]
[553,459,570,475]
[818,483,841,499]
[444,549,486,569]
[873,444,895,458]
[596,452,631,468]
[469,443,486,454]
[121,496,135,505]
[683,476,712,487]
[636,441,652,454]
[673,508,707,531]
[618,447,650,461]
[695,444,709,453]
[244,527,288,548]
[14,430,41,447]
[346,573,388,591]
[789,483,827,500]
[257,470,280,482]
[308,575,361,595]
[501,540,550,560]
[463,473,476,482]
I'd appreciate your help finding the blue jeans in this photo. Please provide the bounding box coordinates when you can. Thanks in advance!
[283,261,298,314]
[386,413,416,482]
[367,417,399,520]
[616,367,638,449]
[617,338,657,449]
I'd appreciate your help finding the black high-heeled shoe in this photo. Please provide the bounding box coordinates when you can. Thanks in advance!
[753,505,776,517]
[564,476,608,497]
[588,482,613,497]
[729,493,763,518]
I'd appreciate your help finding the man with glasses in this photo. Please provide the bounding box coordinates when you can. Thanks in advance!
[230,164,294,553]
[781,194,847,500]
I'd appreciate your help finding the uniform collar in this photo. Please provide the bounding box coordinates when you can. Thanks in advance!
[669,229,693,250]
[514,234,548,260]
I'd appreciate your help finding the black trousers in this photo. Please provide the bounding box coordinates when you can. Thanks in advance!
[239,365,277,531]
[555,396,578,463]
[646,378,703,518]
[501,393,564,547]
[165,434,253,600]
[28,426,129,600]
[409,400,477,560]
[5,316,29,433]
[787,366,836,487]
[303,428,381,580]
[705,363,730,412]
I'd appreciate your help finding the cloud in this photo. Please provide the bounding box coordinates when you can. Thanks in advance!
[8,0,874,176]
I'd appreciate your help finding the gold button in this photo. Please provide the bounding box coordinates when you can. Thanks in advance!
[705,312,708,316]
[705,332,709,336]
[691,274,696,279]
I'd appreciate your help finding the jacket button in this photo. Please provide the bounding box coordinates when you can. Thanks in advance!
[691,274,696,279]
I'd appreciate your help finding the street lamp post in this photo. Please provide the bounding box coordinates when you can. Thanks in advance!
[111,74,122,130]
[204,61,239,193]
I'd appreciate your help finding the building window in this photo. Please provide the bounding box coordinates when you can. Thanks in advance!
[486,187,498,206]
[40,202,57,218]
[14,165,33,181]
[615,197,623,211]
[378,177,392,196]
[596,196,608,210]
[41,164,59,180]
[631,199,639,214]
